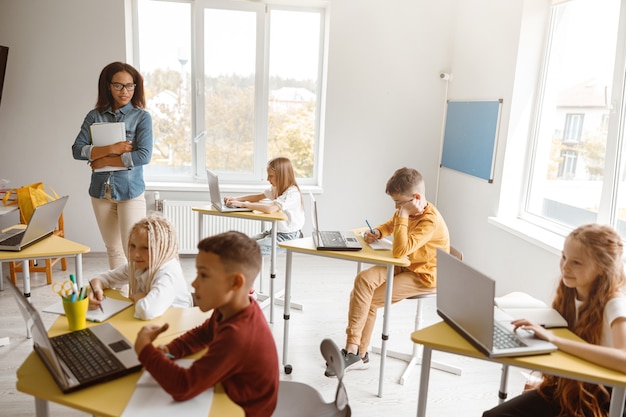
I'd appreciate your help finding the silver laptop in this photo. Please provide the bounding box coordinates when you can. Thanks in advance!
[9,279,141,393]
[206,169,253,212]
[0,195,68,251]
[436,249,557,358]
[310,194,361,251]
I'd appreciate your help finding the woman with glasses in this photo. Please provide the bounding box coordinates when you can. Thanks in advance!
[72,61,153,269]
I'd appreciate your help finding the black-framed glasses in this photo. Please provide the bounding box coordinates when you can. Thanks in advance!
[110,82,136,91]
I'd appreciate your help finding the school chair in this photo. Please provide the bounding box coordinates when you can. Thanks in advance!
[272,338,351,417]
[369,245,464,385]
[9,212,67,285]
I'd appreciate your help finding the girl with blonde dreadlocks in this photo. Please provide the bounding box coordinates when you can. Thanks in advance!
[483,223,626,417]
[88,214,193,320]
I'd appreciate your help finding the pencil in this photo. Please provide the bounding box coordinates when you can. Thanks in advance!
[88,280,104,314]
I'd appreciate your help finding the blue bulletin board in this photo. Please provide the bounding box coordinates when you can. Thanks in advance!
[440,99,502,183]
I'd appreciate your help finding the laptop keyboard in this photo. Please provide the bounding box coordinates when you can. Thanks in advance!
[319,231,346,247]
[493,325,527,349]
[0,230,25,246]
[51,329,125,382]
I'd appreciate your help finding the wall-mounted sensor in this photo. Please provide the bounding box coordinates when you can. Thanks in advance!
[439,72,451,80]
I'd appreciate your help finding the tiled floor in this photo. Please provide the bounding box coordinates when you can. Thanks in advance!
[0,253,526,416]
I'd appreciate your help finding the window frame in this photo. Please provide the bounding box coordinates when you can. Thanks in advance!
[519,0,626,238]
[132,0,328,187]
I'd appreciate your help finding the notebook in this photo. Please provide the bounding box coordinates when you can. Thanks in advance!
[9,279,142,393]
[0,195,68,251]
[90,122,128,172]
[206,169,253,212]
[43,297,133,323]
[309,194,361,251]
[436,249,557,358]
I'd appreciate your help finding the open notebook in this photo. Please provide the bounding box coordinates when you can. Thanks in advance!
[43,296,133,322]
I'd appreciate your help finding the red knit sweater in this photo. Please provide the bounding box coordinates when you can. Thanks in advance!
[138,300,279,417]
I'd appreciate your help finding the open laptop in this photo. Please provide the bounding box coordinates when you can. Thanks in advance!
[310,194,361,251]
[9,279,142,393]
[206,169,253,212]
[436,249,557,358]
[0,195,68,251]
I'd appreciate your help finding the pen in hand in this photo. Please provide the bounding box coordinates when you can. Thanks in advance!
[365,219,378,241]
[88,280,105,314]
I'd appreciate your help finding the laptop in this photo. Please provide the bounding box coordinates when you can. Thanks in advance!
[310,194,361,251]
[0,195,68,251]
[206,169,253,212]
[9,279,142,393]
[436,249,557,358]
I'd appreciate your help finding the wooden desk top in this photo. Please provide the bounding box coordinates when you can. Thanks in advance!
[15,297,243,417]
[0,235,90,261]
[278,230,411,267]
[192,205,287,222]
[412,321,626,387]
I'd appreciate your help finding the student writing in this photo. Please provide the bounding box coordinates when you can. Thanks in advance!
[134,231,279,417]
[326,167,450,376]
[483,223,626,417]
[88,214,192,320]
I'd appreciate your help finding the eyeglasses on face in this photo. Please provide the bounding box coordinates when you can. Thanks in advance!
[110,82,136,91]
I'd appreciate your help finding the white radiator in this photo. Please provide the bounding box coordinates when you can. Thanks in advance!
[161,200,264,254]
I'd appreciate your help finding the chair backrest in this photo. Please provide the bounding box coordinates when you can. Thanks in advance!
[320,338,351,414]
[450,245,463,261]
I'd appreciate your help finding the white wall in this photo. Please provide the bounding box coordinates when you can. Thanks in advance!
[0,0,562,302]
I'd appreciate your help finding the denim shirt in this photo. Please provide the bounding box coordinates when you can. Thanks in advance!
[72,103,153,200]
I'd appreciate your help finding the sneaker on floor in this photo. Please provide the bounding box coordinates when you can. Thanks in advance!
[324,349,369,377]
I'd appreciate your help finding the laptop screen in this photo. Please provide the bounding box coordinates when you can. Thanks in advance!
[9,280,70,390]
[436,249,496,351]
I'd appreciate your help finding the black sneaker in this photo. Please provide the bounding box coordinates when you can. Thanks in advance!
[324,349,370,377]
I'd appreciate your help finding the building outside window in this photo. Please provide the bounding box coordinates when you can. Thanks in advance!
[523,0,626,237]
[134,0,327,185]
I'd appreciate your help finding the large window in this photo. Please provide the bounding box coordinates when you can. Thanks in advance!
[524,0,626,237]
[135,0,326,185]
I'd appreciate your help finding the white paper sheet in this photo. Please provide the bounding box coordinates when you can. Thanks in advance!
[121,359,214,417]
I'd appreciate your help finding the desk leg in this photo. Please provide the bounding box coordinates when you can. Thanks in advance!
[282,250,293,374]
[35,397,50,417]
[22,258,31,297]
[609,386,626,417]
[74,254,83,289]
[416,346,432,417]
[377,265,394,397]
[22,258,32,338]
[269,225,277,324]
[499,365,509,404]
[0,261,4,291]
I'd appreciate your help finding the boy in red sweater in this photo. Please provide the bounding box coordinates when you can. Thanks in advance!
[134,231,279,417]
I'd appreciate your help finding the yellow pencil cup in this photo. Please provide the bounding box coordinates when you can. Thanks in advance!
[62,297,89,331]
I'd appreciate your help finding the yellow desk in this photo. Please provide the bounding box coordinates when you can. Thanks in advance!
[15,299,244,417]
[412,322,626,417]
[278,232,411,397]
[0,235,90,297]
[193,205,288,323]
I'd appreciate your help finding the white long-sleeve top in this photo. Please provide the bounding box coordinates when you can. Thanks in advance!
[263,185,305,233]
[95,258,193,320]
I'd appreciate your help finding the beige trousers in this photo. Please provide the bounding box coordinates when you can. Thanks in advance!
[91,189,146,269]
[346,265,434,355]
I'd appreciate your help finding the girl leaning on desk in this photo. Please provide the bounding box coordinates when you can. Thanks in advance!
[71,61,153,270]
[483,223,626,417]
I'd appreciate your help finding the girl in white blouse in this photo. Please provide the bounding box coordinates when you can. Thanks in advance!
[88,214,192,320]
[483,223,626,417]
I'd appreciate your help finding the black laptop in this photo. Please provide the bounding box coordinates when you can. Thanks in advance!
[310,194,361,251]
[9,279,142,393]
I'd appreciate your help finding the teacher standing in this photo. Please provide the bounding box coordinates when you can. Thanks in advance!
[72,62,153,269]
